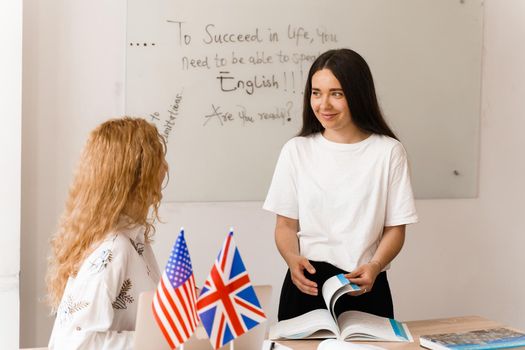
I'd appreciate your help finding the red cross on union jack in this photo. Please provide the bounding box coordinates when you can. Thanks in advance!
[196,231,267,349]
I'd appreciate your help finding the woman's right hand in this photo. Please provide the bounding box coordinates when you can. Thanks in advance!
[274,215,317,295]
[287,254,318,296]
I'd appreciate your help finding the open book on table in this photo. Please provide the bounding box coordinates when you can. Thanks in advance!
[269,274,413,342]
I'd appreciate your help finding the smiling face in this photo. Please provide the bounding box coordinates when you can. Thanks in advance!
[310,68,356,139]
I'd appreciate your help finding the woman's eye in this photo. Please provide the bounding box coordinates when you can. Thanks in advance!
[332,92,343,97]
[311,91,320,97]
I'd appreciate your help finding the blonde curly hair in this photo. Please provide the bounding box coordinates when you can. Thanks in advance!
[46,117,167,310]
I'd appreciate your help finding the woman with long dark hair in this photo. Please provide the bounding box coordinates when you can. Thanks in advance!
[264,49,418,320]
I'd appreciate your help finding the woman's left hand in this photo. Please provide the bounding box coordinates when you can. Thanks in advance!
[344,261,381,296]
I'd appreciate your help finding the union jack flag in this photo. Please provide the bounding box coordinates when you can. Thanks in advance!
[196,230,267,349]
[152,229,199,349]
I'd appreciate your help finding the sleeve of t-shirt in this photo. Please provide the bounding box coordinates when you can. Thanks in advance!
[384,142,419,227]
[262,140,299,219]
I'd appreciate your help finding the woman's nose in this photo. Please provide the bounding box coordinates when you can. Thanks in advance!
[320,95,331,109]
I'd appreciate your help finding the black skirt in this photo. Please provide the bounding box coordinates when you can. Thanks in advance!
[277,260,394,321]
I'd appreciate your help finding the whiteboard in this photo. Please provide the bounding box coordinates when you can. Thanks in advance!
[126,0,483,201]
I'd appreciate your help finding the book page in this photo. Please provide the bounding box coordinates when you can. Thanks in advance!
[321,274,361,318]
[269,309,339,340]
[318,339,387,350]
[337,310,412,342]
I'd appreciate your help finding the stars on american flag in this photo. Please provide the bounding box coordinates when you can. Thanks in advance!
[166,239,193,288]
[152,228,199,348]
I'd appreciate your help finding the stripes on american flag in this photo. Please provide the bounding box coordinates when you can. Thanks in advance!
[196,230,267,349]
[152,229,199,349]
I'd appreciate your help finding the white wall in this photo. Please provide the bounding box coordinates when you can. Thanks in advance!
[0,1,22,349]
[390,0,525,327]
[21,0,127,347]
[21,0,525,347]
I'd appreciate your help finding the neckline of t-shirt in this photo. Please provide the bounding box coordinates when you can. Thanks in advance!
[315,132,376,151]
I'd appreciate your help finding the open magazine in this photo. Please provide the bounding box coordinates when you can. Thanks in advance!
[269,274,413,342]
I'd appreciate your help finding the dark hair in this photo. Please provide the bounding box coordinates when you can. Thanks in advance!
[299,48,397,140]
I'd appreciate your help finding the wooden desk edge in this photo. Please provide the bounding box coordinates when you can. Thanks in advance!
[21,316,524,350]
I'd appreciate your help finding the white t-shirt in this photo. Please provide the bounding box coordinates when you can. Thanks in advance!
[263,133,418,272]
[48,224,161,350]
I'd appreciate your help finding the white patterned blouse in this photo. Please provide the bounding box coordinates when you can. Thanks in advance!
[48,223,161,350]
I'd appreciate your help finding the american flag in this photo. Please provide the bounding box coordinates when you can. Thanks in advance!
[152,229,199,349]
[196,230,267,349]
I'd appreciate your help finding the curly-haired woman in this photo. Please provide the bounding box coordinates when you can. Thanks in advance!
[47,117,168,349]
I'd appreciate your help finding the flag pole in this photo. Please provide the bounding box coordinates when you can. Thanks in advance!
[178,227,185,350]
[229,341,234,350]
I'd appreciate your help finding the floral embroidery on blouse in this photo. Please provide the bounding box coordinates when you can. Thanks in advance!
[112,278,134,310]
[88,249,113,273]
[129,238,144,256]
[48,223,161,349]
[57,295,90,325]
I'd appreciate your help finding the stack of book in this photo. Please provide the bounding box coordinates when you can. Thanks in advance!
[420,327,525,350]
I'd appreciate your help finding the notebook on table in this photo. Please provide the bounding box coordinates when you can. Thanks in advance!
[134,285,272,350]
